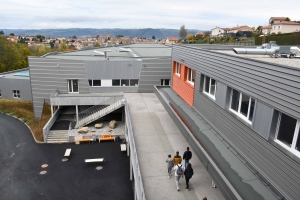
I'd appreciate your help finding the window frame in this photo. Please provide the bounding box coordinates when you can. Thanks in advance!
[175,62,181,75]
[68,80,79,93]
[275,113,300,157]
[13,90,20,98]
[229,88,255,124]
[186,68,195,85]
[203,75,216,99]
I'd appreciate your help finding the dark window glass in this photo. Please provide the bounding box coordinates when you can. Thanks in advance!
[73,80,78,92]
[296,129,300,152]
[249,99,255,121]
[165,79,170,85]
[161,79,164,85]
[88,80,92,86]
[240,94,250,117]
[231,89,240,112]
[130,79,139,86]
[112,79,120,86]
[68,80,72,92]
[277,113,297,147]
[93,80,101,86]
[204,77,210,93]
[210,79,216,95]
[121,79,129,86]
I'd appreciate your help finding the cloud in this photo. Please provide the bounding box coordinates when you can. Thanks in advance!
[0,0,299,30]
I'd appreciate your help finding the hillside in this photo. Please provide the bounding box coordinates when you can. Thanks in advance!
[1,28,200,39]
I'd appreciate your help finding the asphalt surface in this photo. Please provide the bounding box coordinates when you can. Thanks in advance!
[0,113,133,200]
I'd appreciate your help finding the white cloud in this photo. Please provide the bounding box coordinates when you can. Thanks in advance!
[0,0,299,30]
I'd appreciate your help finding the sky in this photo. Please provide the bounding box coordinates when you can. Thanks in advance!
[0,0,299,30]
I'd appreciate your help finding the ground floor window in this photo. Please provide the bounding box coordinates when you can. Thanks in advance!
[68,80,78,93]
[13,90,20,98]
[276,113,300,157]
[229,88,255,123]
[130,79,139,86]
[161,79,170,86]
[88,80,101,86]
[0,89,1,97]
[89,79,139,87]
[121,79,129,86]
[112,79,121,86]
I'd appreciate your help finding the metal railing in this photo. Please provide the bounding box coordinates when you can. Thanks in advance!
[124,101,146,200]
[74,95,124,128]
[42,107,61,143]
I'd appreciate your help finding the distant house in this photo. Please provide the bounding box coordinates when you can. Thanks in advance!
[7,35,19,43]
[228,25,254,34]
[165,37,178,44]
[269,17,288,25]
[211,27,226,37]
[262,25,272,35]
[270,21,300,34]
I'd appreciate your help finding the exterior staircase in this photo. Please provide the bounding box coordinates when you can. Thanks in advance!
[74,96,125,129]
[47,130,69,143]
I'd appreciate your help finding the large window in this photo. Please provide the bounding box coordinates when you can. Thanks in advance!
[203,76,216,98]
[13,90,20,98]
[229,88,255,123]
[276,113,300,157]
[186,68,195,84]
[68,80,78,93]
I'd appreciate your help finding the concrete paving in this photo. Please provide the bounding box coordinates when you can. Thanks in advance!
[125,93,225,200]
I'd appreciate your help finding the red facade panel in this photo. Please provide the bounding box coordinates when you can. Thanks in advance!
[172,61,195,107]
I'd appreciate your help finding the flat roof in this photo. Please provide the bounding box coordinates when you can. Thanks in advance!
[0,69,30,80]
[45,43,171,61]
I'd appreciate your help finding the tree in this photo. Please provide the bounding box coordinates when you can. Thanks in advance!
[179,25,187,40]
[0,30,4,35]
[270,20,274,25]
[72,36,77,39]
[285,17,291,22]
[152,36,155,39]
[59,40,68,52]
[9,33,14,36]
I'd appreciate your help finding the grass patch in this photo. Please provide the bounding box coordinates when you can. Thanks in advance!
[0,99,51,142]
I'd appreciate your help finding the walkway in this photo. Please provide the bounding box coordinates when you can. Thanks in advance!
[125,93,225,200]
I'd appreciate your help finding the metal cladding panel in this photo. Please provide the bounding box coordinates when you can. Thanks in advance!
[89,86,138,93]
[253,101,274,140]
[172,73,194,107]
[172,45,300,199]
[0,78,32,101]
[29,57,90,119]
[138,58,172,92]
[172,45,300,119]
[215,81,227,109]
[84,60,142,79]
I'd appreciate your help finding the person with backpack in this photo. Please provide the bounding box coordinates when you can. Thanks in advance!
[184,163,194,191]
[183,147,192,167]
[172,160,185,191]
[166,154,174,178]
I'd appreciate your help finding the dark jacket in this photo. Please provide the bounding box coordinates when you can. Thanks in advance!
[183,150,192,160]
[184,167,194,179]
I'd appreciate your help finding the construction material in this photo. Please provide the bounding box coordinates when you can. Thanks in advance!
[85,158,104,163]
[98,134,115,142]
[74,138,93,144]
[64,148,72,157]
[120,144,126,151]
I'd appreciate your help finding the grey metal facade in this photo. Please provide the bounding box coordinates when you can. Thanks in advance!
[0,78,32,101]
[29,57,90,119]
[138,58,172,92]
[172,45,300,200]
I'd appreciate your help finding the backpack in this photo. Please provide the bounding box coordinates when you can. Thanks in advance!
[176,165,183,176]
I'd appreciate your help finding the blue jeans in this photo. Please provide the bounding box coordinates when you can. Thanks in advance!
[185,159,189,168]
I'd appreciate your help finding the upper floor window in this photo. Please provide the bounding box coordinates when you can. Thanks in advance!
[229,88,255,123]
[13,90,20,98]
[88,80,101,87]
[175,62,180,75]
[68,80,78,93]
[203,76,216,98]
[186,68,195,85]
[276,113,300,157]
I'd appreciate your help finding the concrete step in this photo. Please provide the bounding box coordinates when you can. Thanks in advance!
[47,130,69,143]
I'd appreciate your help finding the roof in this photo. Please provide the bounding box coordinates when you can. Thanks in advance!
[230,26,254,31]
[43,43,172,61]
[273,21,300,25]
[270,17,288,20]
[166,37,178,41]
[0,69,30,80]
[262,25,272,29]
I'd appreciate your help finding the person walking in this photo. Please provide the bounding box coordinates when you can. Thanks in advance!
[166,154,174,178]
[173,151,182,166]
[173,160,185,191]
[183,147,192,167]
[184,163,194,191]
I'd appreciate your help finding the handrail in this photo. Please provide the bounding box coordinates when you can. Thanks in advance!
[124,101,146,200]
[50,88,58,96]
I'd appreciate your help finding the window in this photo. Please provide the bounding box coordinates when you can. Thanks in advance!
[276,113,300,156]
[121,79,129,86]
[229,88,255,123]
[112,79,120,86]
[161,79,170,86]
[93,80,101,86]
[0,89,1,97]
[130,79,139,86]
[186,68,195,84]
[13,90,20,98]
[175,62,180,75]
[88,80,92,86]
[68,80,78,93]
[203,76,216,98]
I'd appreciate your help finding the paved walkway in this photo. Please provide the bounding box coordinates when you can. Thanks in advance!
[125,93,225,200]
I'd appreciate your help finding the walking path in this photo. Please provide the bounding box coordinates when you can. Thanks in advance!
[125,93,225,200]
